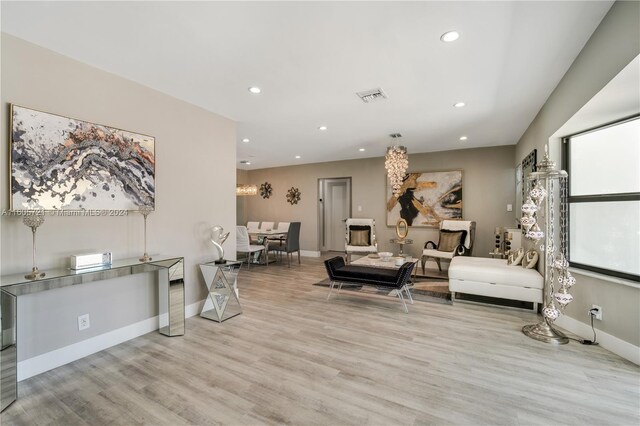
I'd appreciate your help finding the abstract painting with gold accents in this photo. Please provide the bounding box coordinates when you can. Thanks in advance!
[10,105,155,210]
[386,170,462,227]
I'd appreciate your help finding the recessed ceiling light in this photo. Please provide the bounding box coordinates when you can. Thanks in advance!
[459,136,468,141]
[359,148,365,152]
[318,125,328,131]
[454,102,466,108]
[242,138,250,143]
[295,155,301,159]
[248,86,261,94]
[441,31,460,42]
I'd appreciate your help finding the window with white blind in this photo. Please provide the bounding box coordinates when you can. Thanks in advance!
[563,116,640,282]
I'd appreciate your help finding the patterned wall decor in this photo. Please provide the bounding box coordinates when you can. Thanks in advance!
[286,187,301,205]
[10,105,155,210]
[386,170,462,227]
[515,149,537,229]
[260,182,272,199]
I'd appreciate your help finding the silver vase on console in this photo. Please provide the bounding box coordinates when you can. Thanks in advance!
[23,213,46,280]
[139,205,154,262]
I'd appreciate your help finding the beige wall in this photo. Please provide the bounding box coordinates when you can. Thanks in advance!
[0,34,236,361]
[514,1,640,346]
[242,145,516,260]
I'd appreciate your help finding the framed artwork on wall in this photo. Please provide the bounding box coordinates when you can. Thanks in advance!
[10,105,155,210]
[386,170,462,227]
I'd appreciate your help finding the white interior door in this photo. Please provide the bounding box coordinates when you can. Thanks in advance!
[319,178,351,252]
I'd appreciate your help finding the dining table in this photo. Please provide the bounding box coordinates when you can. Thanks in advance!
[248,230,288,265]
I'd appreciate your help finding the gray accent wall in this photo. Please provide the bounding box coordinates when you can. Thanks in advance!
[241,145,516,261]
[515,1,640,347]
[0,34,237,361]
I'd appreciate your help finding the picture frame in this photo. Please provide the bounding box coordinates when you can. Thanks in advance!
[9,105,155,211]
[386,170,463,227]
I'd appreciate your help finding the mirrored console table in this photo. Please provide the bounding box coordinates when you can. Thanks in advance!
[0,254,184,412]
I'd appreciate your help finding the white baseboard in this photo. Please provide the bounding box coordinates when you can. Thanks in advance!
[300,250,320,257]
[555,315,639,365]
[17,300,203,381]
[185,300,202,318]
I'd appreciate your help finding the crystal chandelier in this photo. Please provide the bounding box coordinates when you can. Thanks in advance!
[385,134,408,197]
[236,184,258,196]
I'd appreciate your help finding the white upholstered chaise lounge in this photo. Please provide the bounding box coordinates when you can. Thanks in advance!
[448,256,543,310]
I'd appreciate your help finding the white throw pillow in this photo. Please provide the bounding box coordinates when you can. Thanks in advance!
[507,248,525,266]
[522,249,539,269]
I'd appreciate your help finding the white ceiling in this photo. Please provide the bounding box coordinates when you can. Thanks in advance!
[555,55,640,137]
[1,1,613,169]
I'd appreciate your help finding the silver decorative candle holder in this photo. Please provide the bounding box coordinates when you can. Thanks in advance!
[139,205,154,262]
[23,214,46,280]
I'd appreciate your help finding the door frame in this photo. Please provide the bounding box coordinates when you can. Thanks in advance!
[317,177,352,252]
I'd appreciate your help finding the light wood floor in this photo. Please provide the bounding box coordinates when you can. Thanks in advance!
[2,255,639,425]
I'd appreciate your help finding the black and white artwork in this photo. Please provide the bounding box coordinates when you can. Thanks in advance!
[10,105,155,210]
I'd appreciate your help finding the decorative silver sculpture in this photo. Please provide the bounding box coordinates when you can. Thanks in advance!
[522,145,575,345]
[210,225,230,264]
[139,205,153,262]
[23,214,46,280]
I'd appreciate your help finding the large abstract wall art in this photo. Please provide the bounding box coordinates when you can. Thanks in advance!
[386,170,462,227]
[10,105,155,210]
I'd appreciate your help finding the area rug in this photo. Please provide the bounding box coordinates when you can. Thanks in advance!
[313,278,452,305]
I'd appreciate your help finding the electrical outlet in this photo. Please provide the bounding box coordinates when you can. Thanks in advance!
[507,204,513,212]
[78,314,90,331]
[590,305,603,321]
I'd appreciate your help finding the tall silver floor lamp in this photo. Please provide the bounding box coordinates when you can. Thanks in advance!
[521,146,576,344]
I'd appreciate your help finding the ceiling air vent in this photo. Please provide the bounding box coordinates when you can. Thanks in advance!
[390,133,402,139]
[356,88,388,103]
[239,160,250,164]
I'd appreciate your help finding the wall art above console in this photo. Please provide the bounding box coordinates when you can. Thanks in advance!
[10,105,156,210]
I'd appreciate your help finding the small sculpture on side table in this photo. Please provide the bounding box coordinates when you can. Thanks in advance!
[210,225,230,264]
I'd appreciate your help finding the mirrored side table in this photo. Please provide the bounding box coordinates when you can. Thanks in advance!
[199,261,242,322]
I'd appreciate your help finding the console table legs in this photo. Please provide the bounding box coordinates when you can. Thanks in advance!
[158,259,185,337]
[0,290,17,412]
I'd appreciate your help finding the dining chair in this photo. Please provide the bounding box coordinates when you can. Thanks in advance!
[246,221,260,233]
[274,222,290,232]
[260,221,274,231]
[236,226,266,269]
[270,222,301,268]
[267,222,290,257]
